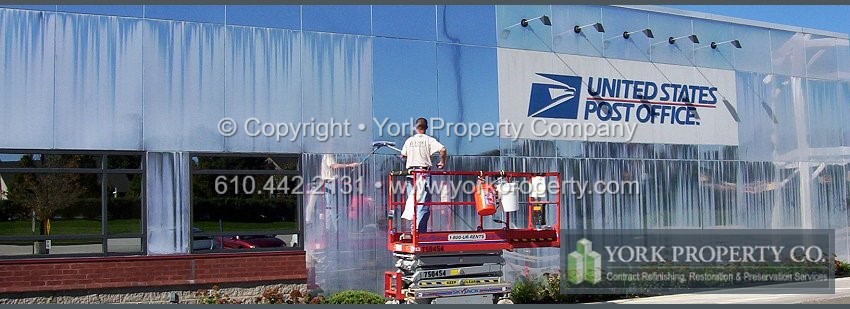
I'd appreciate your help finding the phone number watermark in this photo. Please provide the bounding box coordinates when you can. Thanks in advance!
[212,175,368,196]
[212,175,639,199]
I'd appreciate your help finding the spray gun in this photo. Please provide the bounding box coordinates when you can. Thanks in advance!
[359,140,402,165]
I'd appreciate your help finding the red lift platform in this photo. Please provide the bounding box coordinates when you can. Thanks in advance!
[383,170,561,304]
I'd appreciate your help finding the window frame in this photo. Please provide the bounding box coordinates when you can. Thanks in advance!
[0,149,146,259]
[188,152,304,254]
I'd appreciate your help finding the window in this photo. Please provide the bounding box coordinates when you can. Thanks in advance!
[0,152,144,257]
[190,154,302,253]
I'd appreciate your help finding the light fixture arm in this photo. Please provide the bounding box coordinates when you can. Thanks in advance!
[667,34,699,44]
[608,28,654,41]
[573,22,604,33]
[695,39,742,50]
[714,39,742,49]
[502,15,552,39]
[506,15,551,29]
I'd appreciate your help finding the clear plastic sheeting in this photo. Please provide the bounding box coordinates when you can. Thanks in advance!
[303,153,850,294]
[302,153,399,294]
[145,152,191,254]
[302,153,566,294]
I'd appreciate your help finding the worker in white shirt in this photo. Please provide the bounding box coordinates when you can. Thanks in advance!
[319,154,359,233]
[400,118,447,233]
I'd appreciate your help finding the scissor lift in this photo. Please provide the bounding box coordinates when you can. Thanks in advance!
[383,171,561,304]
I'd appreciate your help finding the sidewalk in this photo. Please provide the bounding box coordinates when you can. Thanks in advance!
[605,278,850,304]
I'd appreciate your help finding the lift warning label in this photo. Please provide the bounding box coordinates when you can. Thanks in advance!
[448,233,486,242]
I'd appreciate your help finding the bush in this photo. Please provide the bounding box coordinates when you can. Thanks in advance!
[836,259,850,277]
[511,271,643,304]
[255,288,324,304]
[510,275,543,304]
[195,286,242,304]
[255,287,286,304]
[324,290,385,304]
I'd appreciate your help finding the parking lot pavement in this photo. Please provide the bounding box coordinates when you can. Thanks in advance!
[605,278,850,304]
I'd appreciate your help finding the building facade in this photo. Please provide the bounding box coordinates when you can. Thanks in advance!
[0,4,848,302]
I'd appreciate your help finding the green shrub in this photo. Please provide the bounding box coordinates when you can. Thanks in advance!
[542,272,573,303]
[512,271,645,304]
[324,290,385,304]
[510,275,543,304]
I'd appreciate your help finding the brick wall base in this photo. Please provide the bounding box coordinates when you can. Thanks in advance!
[0,250,308,302]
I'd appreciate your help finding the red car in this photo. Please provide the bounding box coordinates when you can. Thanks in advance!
[216,235,287,249]
[193,228,287,250]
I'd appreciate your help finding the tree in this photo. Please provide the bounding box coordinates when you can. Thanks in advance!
[8,154,87,254]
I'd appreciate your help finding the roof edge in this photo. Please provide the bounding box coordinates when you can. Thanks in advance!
[615,5,849,40]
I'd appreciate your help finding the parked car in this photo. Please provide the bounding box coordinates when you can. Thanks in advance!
[217,234,287,249]
[192,228,286,250]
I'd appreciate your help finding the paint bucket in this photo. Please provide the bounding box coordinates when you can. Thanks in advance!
[474,181,497,216]
[497,182,519,212]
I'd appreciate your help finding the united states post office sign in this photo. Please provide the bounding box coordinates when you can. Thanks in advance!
[497,48,740,146]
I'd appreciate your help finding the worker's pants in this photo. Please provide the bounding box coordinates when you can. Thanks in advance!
[406,173,431,233]
[323,180,338,233]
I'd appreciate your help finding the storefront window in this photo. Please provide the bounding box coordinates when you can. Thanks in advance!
[190,154,301,253]
[0,152,144,257]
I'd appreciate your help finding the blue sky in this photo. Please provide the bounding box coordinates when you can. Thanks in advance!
[2,5,849,37]
[668,5,850,36]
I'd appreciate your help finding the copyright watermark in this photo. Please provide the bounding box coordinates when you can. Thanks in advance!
[373,117,637,142]
[217,116,638,142]
[218,117,364,142]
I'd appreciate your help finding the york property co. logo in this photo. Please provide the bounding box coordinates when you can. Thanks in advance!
[567,238,602,285]
[527,73,583,119]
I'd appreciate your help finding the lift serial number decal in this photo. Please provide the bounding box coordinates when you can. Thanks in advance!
[447,233,486,242]
[421,270,447,279]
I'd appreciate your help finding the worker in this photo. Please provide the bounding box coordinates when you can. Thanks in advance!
[400,118,447,233]
[319,154,359,233]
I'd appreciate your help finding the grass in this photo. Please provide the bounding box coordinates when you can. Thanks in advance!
[0,219,142,236]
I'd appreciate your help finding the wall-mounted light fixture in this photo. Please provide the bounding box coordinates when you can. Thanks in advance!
[623,28,654,39]
[667,34,699,45]
[604,28,654,42]
[696,39,742,50]
[574,22,604,34]
[711,39,742,49]
[501,15,552,39]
